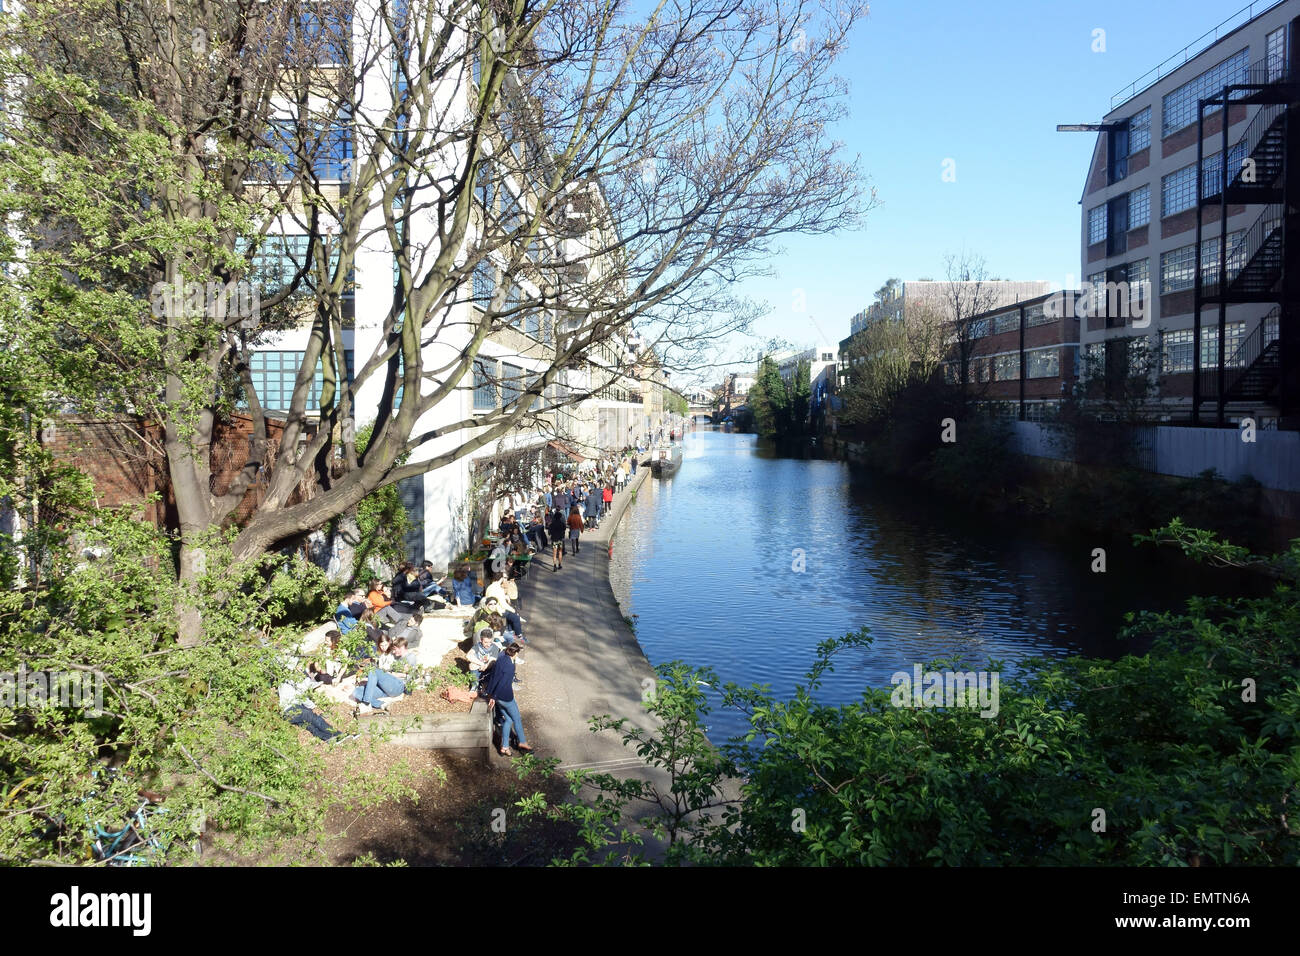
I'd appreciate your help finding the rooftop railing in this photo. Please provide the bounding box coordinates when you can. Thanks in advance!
[1110,0,1286,110]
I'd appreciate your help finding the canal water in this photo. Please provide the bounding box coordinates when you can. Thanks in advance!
[608,427,1258,741]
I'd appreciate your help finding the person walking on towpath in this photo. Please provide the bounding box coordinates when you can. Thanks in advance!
[567,505,584,554]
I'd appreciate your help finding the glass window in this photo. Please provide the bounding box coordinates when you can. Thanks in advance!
[1129,107,1151,153]
[247,349,354,413]
[260,115,353,182]
[1161,163,1196,217]
[1088,205,1107,245]
[1162,49,1249,137]
[1202,230,1245,286]
[969,317,990,340]
[1201,142,1249,198]
[290,4,351,67]
[245,234,352,299]
[994,353,1019,381]
[473,359,496,410]
[1127,258,1149,308]
[1026,347,1060,379]
[501,363,523,406]
[1160,243,1195,294]
[1160,323,1247,372]
[472,259,495,305]
[1025,304,1053,328]
[993,310,1019,334]
[1128,184,1150,228]
[1267,27,1288,82]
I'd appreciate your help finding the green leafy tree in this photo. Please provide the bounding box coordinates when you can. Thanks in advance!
[748,356,788,439]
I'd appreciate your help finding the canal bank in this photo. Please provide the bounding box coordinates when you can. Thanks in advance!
[512,463,669,784]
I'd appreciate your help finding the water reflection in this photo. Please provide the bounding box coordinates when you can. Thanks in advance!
[608,429,1250,740]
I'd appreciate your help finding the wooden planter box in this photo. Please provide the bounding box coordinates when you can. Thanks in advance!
[359,699,492,765]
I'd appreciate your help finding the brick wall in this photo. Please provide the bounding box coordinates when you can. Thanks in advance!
[43,414,313,530]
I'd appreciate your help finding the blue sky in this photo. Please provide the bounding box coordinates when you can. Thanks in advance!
[713,0,1272,380]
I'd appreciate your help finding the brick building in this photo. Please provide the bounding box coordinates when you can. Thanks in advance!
[940,291,1083,421]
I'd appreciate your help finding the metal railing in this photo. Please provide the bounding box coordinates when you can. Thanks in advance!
[1204,203,1283,296]
[1199,306,1281,397]
[1111,0,1286,109]
[1230,100,1286,188]
[1245,49,1293,85]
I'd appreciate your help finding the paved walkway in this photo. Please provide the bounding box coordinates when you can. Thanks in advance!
[508,465,671,786]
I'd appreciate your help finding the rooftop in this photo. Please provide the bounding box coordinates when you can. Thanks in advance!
[1109,0,1287,110]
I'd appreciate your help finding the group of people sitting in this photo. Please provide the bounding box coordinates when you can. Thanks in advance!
[282,450,644,754]
[279,618,427,741]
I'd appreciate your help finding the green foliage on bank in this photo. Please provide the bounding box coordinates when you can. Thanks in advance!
[748,356,811,440]
[513,522,1300,866]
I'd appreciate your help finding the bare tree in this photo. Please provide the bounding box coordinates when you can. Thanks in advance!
[5,0,869,639]
[940,251,999,397]
[840,301,946,426]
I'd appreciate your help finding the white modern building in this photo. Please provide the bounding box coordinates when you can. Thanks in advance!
[245,4,645,569]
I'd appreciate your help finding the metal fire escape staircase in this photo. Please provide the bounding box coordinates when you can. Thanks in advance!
[1192,47,1299,425]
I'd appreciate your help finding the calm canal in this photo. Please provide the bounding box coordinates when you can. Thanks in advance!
[608,427,1254,741]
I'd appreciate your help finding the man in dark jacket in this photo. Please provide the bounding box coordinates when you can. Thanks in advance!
[583,487,600,528]
[552,488,570,514]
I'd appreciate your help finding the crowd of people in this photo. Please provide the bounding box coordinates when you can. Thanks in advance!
[282,447,647,755]
[492,452,639,577]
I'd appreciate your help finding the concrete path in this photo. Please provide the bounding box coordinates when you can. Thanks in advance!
[508,465,672,787]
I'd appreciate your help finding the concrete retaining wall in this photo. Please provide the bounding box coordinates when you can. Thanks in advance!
[1009,421,1300,492]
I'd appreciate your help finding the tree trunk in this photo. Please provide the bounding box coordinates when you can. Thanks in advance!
[176,539,207,649]
[329,510,360,586]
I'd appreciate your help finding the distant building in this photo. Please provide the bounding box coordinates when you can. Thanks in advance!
[839,280,1054,388]
[939,291,1083,421]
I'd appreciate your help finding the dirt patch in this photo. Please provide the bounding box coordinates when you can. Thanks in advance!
[203,735,581,867]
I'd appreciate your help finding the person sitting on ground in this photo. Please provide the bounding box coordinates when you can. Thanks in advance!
[416,561,451,604]
[388,635,419,670]
[280,675,347,742]
[348,591,373,621]
[351,663,410,712]
[390,613,424,650]
[374,632,396,670]
[486,568,521,613]
[367,579,409,626]
[392,563,429,611]
[451,567,481,606]
[478,594,524,644]
[467,626,503,691]
[335,592,364,634]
